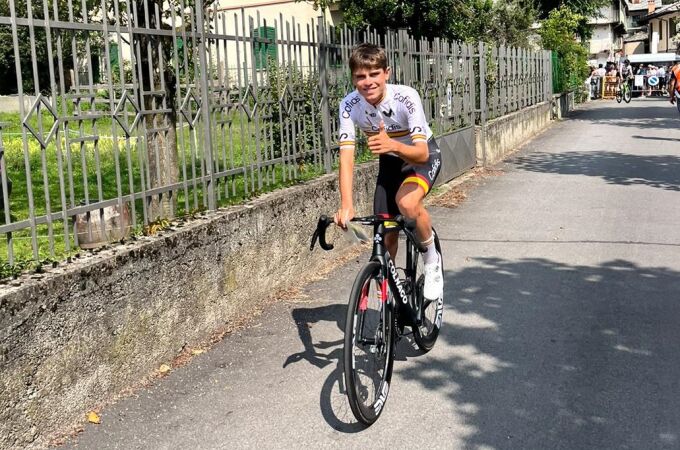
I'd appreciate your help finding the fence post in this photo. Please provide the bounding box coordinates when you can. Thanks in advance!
[479,41,488,167]
[196,0,216,210]
[397,28,410,86]
[318,16,333,174]
[545,50,552,103]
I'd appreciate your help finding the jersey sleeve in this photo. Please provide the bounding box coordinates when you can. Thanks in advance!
[405,88,429,144]
[338,101,356,151]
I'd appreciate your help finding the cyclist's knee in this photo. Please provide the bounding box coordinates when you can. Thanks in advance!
[396,193,425,219]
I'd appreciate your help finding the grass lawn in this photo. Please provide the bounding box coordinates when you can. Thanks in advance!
[0,107,367,278]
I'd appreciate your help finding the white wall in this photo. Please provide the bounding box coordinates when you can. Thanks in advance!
[210,1,338,85]
[648,14,680,53]
[102,2,338,86]
[590,25,614,54]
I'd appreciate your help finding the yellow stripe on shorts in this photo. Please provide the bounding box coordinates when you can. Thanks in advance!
[403,176,430,194]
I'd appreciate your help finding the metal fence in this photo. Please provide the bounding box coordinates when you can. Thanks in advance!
[0,0,552,267]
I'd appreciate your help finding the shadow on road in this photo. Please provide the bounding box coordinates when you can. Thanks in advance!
[283,304,363,433]
[632,135,680,142]
[568,101,678,131]
[513,151,680,191]
[284,300,428,433]
[284,254,680,447]
[395,256,680,449]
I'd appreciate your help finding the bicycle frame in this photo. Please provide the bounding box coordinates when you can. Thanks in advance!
[309,214,425,332]
[369,221,422,328]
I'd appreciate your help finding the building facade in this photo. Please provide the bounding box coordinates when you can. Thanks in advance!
[642,1,680,54]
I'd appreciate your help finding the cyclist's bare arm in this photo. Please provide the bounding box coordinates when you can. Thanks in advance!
[669,76,676,103]
[367,121,428,165]
[335,148,355,228]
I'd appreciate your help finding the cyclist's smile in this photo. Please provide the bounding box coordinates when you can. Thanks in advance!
[353,67,391,105]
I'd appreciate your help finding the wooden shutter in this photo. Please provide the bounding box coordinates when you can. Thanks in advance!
[253,26,277,70]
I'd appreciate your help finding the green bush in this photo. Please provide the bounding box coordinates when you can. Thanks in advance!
[539,5,590,93]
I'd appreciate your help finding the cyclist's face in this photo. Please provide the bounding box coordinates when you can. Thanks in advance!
[352,66,391,105]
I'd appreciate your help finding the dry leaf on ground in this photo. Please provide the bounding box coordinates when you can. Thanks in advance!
[86,411,101,424]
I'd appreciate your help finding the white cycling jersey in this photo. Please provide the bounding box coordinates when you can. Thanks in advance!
[338,84,433,155]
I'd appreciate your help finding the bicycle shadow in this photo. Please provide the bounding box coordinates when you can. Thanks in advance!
[283,302,423,433]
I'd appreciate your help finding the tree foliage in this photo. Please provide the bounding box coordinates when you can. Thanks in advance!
[314,0,538,45]
[0,0,99,94]
[539,5,590,90]
[536,0,609,39]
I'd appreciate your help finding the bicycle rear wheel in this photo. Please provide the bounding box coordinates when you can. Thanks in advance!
[623,86,632,103]
[343,261,395,425]
[413,230,444,352]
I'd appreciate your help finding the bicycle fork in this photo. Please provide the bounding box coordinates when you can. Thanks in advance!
[356,277,389,354]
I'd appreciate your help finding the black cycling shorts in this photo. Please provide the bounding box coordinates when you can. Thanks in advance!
[374,138,442,217]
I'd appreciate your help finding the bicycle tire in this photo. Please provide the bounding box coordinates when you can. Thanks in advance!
[623,87,632,103]
[343,261,395,425]
[413,230,444,352]
[616,91,622,103]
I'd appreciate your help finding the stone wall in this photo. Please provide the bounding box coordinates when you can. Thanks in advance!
[476,101,552,165]
[0,163,377,449]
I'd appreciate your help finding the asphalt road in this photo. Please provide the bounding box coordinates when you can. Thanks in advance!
[66,97,680,449]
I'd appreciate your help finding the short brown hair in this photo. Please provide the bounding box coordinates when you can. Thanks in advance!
[349,43,387,73]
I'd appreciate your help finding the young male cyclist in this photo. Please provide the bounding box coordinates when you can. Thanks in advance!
[668,48,680,114]
[334,43,443,301]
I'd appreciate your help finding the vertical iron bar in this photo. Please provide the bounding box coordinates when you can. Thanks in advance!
[197,0,216,210]
[318,16,331,174]
[9,0,39,260]
[479,41,487,167]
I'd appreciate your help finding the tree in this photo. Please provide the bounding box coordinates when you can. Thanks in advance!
[537,0,610,39]
[491,0,540,47]
[308,0,538,45]
[539,5,590,90]
[0,0,99,95]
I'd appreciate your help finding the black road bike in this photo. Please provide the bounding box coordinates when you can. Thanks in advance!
[311,214,444,425]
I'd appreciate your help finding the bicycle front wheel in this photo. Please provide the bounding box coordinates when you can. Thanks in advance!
[343,261,395,425]
[413,230,444,352]
[623,87,632,103]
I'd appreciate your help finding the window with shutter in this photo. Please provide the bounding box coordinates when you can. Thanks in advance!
[110,42,119,72]
[253,26,277,70]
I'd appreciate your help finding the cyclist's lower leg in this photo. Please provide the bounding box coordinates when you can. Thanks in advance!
[384,230,399,260]
[396,184,442,300]
[396,184,434,254]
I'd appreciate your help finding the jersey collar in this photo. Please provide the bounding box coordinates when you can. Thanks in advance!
[370,84,394,113]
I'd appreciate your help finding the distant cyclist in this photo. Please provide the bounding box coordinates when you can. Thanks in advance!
[335,43,443,302]
[620,59,633,83]
[667,47,680,114]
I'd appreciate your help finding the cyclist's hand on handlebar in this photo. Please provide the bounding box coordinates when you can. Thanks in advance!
[367,121,395,155]
[334,207,355,230]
